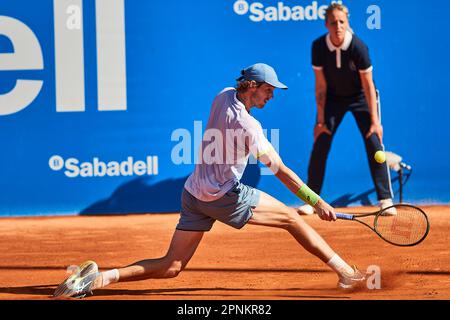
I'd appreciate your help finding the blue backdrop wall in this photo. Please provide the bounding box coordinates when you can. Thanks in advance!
[1,0,449,216]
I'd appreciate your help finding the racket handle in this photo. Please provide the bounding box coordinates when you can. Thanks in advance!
[336,213,354,220]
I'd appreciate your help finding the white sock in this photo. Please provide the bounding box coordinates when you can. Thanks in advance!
[101,269,120,287]
[327,254,354,277]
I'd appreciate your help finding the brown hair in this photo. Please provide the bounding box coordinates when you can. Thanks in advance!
[325,3,349,22]
[236,80,263,93]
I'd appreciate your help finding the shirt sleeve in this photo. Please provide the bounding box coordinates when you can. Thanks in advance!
[311,39,324,70]
[244,121,274,159]
[352,39,372,72]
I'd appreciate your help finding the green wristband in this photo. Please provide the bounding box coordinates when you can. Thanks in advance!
[296,184,320,206]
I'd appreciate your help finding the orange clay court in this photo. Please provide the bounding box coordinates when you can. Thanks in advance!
[0,205,448,300]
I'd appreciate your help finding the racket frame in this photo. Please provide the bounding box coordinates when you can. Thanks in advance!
[336,204,430,247]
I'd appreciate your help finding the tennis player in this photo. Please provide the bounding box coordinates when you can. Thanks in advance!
[54,63,365,298]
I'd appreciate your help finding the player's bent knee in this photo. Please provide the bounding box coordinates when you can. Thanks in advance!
[163,260,183,278]
[279,209,301,230]
[284,217,301,231]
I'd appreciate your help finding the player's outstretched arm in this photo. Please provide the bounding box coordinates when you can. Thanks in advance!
[258,148,336,221]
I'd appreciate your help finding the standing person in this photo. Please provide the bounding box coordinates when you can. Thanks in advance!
[54,63,365,299]
[298,3,395,216]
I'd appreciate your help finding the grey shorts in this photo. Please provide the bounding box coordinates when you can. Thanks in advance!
[177,182,261,232]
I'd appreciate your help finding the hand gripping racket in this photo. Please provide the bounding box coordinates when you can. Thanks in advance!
[336,204,430,246]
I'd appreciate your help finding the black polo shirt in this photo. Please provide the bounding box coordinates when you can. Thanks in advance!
[312,31,373,103]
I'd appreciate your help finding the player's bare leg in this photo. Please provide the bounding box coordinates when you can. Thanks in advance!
[83,230,204,294]
[248,191,365,288]
[249,191,335,262]
[54,229,205,298]
[116,229,204,281]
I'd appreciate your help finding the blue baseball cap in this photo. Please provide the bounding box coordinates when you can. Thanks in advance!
[236,63,288,89]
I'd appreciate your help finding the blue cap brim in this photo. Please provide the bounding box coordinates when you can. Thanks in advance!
[266,80,288,90]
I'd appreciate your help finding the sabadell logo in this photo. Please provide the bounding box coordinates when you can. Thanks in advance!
[233,0,339,22]
[49,155,159,178]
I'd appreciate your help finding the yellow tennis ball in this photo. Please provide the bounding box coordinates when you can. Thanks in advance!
[374,150,386,164]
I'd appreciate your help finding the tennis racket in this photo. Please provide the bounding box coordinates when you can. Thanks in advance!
[336,204,430,246]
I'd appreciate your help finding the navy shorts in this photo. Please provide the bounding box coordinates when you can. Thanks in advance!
[176,182,261,232]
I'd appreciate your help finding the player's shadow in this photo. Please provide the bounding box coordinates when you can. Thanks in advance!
[8,269,450,299]
[80,163,261,215]
[0,284,56,297]
[88,287,349,299]
[0,284,348,300]
[0,266,340,299]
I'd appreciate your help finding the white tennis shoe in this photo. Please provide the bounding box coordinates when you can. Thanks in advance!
[337,265,366,290]
[53,260,101,298]
[297,204,315,215]
[379,198,397,216]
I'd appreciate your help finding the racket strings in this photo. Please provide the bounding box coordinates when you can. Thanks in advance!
[375,206,429,245]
